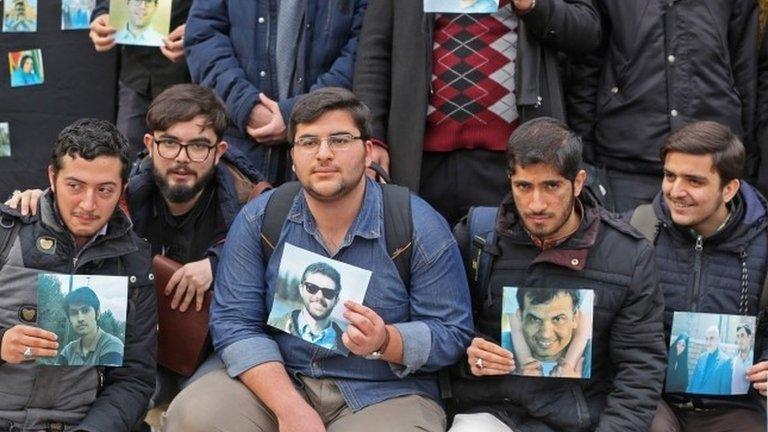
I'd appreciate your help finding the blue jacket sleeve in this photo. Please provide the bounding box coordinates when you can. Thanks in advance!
[184,0,262,135]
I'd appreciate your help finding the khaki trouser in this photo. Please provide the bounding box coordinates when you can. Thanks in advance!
[163,369,446,432]
[650,399,765,432]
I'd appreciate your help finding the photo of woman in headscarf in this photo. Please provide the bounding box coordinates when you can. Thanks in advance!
[665,332,690,393]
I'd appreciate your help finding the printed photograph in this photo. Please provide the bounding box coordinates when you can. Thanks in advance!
[267,243,372,355]
[62,0,96,30]
[666,311,756,396]
[423,0,499,13]
[110,0,171,47]
[0,122,9,157]
[37,273,128,367]
[501,287,594,379]
[2,0,37,32]
[8,49,44,87]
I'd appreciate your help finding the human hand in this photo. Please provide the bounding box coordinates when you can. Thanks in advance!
[160,24,185,62]
[746,360,768,396]
[467,337,516,376]
[277,403,325,432]
[89,14,116,52]
[551,356,584,378]
[1,325,58,363]
[512,0,535,14]
[165,258,213,312]
[366,145,390,181]
[342,301,387,356]
[246,103,273,136]
[248,94,287,144]
[4,189,43,216]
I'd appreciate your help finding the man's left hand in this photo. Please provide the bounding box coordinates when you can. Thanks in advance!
[746,360,768,396]
[250,94,287,144]
[160,24,185,63]
[341,301,387,356]
[165,258,213,312]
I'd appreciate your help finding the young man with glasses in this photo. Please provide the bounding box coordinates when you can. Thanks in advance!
[163,87,474,432]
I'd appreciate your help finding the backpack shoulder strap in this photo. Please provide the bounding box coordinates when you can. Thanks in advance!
[381,184,413,290]
[0,214,20,268]
[261,182,302,265]
[629,203,659,243]
[467,206,499,311]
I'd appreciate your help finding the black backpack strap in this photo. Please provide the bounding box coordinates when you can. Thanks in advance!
[261,182,303,265]
[381,184,413,290]
[0,214,20,268]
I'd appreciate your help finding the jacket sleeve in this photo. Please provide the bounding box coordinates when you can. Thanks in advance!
[91,0,107,20]
[728,0,759,178]
[183,0,261,135]
[277,0,368,126]
[518,0,602,55]
[754,22,768,195]
[352,0,394,143]
[596,242,666,432]
[77,272,157,432]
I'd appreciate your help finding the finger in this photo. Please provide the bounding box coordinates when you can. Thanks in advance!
[747,371,768,383]
[344,301,383,324]
[472,338,515,360]
[341,331,362,353]
[747,361,768,374]
[753,382,767,392]
[20,326,58,341]
[32,347,58,358]
[22,335,59,350]
[343,310,375,335]
[251,121,278,139]
[28,191,40,216]
[19,193,30,216]
[195,287,206,312]
[179,282,196,312]
[165,268,184,295]
[468,348,515,369]
[170,278,189,310]
[344,323,371,348]
[165,38,183,51]
[259,93,278,109]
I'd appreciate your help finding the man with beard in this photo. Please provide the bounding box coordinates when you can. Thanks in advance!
[451,117,665,431]
[273,262,346,353]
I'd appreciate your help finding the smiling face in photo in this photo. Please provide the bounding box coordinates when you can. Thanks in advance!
[300,271,340,320]
[521,292,579,361]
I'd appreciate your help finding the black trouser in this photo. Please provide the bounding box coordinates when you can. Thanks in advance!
[650,399,765,432]
[419,149,509,228]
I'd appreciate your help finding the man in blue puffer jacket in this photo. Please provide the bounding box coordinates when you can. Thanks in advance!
[184,0,367,185]
[627,121,768,432]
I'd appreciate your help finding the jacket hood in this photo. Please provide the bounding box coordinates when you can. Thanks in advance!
[653,181,768,252]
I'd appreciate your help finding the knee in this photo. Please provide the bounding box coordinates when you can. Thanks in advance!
[163,385,218,432]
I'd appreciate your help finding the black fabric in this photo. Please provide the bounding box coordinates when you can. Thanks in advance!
[142,182,223,263]
[0,1,117,199]
[756,28,768,197]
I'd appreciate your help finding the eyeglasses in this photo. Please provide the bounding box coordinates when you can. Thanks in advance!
[301,282,339,300]
[153,137,216,162]
[292,133,362,153]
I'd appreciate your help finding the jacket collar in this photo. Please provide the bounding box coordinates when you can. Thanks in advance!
[496,189,602,271]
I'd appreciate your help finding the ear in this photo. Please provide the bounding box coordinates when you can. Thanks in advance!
[572,169,587,197]
[48,165,56,192]
[213,140,228,165]
[143,133,154,156]
[722,178,740,204]
[364,139,374,168]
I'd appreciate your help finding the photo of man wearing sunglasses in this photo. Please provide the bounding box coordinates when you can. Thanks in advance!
[273,262,347,353]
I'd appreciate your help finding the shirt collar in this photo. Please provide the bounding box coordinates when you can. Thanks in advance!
[296,308,336,342]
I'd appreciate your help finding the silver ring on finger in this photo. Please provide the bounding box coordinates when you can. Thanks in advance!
[23,346,33,361]
[475,357,484,369]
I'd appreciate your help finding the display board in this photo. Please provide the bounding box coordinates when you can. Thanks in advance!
[0,0,117,198]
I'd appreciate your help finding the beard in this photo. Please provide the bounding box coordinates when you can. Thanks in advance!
[154,164,215,204]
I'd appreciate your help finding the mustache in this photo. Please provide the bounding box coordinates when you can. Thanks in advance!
[167,165,196,175]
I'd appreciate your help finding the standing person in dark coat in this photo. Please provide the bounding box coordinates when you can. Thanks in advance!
[354,0,601,226]
[666,332,690,394]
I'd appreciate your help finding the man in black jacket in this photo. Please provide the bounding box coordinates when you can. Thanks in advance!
[568,0,758,212]
[353,0,601,226]
[451,117,666,431]
[0,118,156,431]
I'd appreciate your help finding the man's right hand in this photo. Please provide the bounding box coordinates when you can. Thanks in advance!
[277,404,325,432]
[246,103,274,140]
[466,337,516,376]
[4,189,43,216]
[1,325,58,363]
[165,258,213,312]
[89,15,116,52]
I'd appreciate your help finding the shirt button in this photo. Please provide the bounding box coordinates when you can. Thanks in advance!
[671,109,679,117]
[570,258,579,266]
[258,17,265,24]
[611,87,619,94]
[260,70,267,78]
[667,54,676,63]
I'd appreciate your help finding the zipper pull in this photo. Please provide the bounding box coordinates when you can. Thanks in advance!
[695,235,703,251]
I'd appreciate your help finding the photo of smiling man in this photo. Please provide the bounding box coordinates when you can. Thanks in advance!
[111,0,170,47]
[501,287,594,378]
[267,243,371,355]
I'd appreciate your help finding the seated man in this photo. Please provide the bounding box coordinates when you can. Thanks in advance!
[163,87,474,432]
[0,118,155,431]
[273,262,345,353]
[451,117,666,431]
[626,121,768,432]
[59,286,124,366]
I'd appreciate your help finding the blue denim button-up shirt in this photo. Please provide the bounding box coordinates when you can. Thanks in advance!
[211,179,474,410]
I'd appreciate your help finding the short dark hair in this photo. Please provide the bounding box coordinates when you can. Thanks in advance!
[661,121,745,187]
[50,118,131,183]
[736,323,753,336]
[19,55,33,68]
[287,87,371,144]
[516,288,581,313]
[146,84,229,141]
[506,117,582,182]
[63,286,101,316]
[301,262,341,291]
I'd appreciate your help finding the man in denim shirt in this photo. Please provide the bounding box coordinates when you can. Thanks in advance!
[164,87,474,432]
